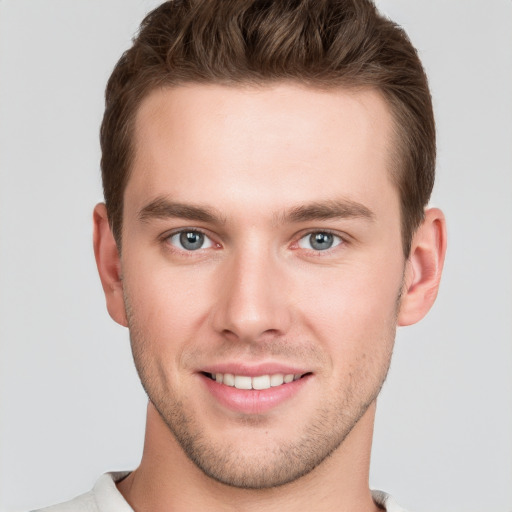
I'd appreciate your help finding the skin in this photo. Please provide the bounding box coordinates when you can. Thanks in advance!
[94,83,446,511]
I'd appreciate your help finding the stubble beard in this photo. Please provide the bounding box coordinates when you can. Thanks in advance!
[125,296,398,490]
[147,375,390,490]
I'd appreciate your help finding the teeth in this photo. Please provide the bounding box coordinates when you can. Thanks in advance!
[211,372,302,390]
[234,375,252,390]
[223,373,235,386]
[252,375,270,390]
[270,374,284,387]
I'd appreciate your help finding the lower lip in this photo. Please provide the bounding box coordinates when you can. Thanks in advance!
[200,374,311,415]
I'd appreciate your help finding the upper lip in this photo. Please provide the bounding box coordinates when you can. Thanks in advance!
[200,362,310,377]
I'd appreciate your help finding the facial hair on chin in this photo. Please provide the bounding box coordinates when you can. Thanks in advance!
[124,288,400,489]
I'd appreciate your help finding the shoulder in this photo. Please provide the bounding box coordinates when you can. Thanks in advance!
[32,490,97,512]
[32,472,133,512]
[372,490,410,512]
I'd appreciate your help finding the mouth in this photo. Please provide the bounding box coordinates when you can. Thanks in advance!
[202,372,311,390]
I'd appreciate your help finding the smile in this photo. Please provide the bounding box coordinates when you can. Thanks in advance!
[206,372,305,390]
[201,369,312,414]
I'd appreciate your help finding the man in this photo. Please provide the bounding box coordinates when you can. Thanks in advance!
[38,0,446,510]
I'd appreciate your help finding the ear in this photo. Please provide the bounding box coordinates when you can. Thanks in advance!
[398,208,447,326]
[93,203,128,327]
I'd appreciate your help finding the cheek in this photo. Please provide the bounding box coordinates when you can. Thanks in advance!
[122,261,214,358]
[294,259,403,351]
[300,273,399,393]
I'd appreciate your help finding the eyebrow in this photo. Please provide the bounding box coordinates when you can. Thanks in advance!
[138,196,374,225]
[279,199,375,224]
[138,197,226,225]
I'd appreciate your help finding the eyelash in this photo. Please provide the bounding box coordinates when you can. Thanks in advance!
[162,228,220,255]
[294,229,346,254]
[161,228,347,255]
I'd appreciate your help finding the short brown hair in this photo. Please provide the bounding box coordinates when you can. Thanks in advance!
[101,0,435,257]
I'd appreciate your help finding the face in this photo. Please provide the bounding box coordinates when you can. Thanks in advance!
[120,83,405,488]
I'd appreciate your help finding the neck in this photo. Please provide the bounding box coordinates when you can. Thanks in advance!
[117,402,380,512]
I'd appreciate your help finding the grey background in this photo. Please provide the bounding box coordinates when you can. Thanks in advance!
[0,1,511,511]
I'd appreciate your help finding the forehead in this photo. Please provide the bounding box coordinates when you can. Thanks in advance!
[127,83,398,221]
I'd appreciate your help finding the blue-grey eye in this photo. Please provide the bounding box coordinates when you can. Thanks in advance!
[298,232,342,251]
[169,230,213,251]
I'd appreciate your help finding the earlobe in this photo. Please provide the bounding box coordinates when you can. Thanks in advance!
[397,208,447,326]
[93,203,128,327]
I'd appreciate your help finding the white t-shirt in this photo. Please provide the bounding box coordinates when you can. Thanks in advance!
[33,472,409,512]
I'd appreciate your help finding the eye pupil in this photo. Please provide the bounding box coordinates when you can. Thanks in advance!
[180,231,204,250]
[310,232,333,250]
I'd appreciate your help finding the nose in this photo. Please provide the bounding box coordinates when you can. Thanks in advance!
[211,244,292,343]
